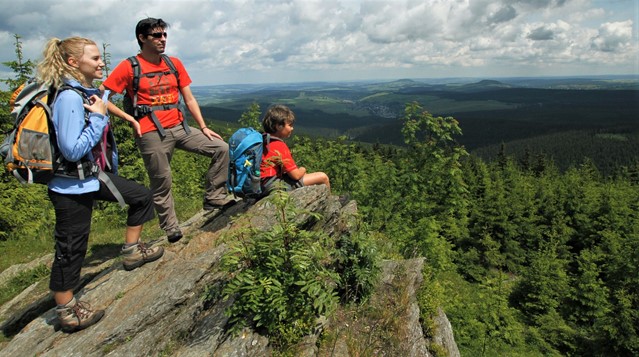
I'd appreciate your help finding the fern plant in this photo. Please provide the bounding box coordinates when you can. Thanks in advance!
[220,190,339,348]
[333,229,380,304]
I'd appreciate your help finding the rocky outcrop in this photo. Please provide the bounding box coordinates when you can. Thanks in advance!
[0,185,459,356]
[317,258,460,357]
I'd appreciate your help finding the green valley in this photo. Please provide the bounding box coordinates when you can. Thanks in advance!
[194,76,639,174]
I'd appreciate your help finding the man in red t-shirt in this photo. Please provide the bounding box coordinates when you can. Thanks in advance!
[102,18,232,243]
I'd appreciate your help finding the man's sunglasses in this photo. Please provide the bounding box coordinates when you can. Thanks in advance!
[148,32,168,39]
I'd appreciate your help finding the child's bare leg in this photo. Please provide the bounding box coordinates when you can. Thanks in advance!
[303,172,330,190]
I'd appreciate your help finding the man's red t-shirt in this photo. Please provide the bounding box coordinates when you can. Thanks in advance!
[260,140,298,179]
[103,55,192,135]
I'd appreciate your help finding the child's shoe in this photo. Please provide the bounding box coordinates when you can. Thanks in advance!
[121,241,164,271]
[56,297,104,333]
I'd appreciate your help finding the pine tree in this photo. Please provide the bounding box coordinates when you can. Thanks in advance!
[511,241,575,353]
[1,34,35,132]
[568,249,611,353]
[238,102,261,129]
[102,42,111,77]
[1,34,34,90]
[397,102,469,258]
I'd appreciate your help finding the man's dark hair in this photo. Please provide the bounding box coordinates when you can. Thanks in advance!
[135,18,170,49]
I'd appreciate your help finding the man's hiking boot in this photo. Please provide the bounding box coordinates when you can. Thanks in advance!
[166,228,183,243]
[121,241,164,271]
[56,298,104,333]
[203,199,236,212]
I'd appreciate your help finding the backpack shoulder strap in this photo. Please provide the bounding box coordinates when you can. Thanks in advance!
[160,54,180,89]
[262,133,282,155]
[159,54,189,133]
[126,56,141,93]
[160,55,179,77]
[56,85,91,121]
[126,56,142,121]
[58,84,89,101]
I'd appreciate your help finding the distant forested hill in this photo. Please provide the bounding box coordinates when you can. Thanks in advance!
[472,130,639,174]
[194,76,639,173]
[354,87,638,146]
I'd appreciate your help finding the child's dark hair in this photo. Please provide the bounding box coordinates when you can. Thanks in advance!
[135,18,170,49]
[262,104,295,134]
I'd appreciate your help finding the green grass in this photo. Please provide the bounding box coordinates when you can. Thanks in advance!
[0,209,157,273]
[0,236,54,273]
[0,194,203,307]
[0,264,50,306]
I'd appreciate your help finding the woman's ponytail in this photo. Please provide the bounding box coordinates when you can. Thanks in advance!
[37,37,96,88]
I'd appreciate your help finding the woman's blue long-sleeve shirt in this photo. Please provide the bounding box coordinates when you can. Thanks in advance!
[48,80,111,194]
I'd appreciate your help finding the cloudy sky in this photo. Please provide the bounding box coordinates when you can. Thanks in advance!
[0,0,637,86]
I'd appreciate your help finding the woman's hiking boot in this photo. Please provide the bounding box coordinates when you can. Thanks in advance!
[121,241,164,271]
[56,297,104,333]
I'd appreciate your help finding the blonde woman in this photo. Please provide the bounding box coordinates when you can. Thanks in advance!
[38,37,163,333]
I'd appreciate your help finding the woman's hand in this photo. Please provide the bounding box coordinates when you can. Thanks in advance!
[83,94,107,116]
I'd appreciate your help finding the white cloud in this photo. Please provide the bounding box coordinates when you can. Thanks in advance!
[591,20,633,52]
[0,0,636,85]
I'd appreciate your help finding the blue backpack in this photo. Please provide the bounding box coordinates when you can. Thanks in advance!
[227,127,265,198]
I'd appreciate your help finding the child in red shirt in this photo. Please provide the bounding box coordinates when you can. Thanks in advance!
[260,105,330,195]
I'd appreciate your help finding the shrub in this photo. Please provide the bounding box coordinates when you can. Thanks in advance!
[333,229,380,304]
[220,190,339,348]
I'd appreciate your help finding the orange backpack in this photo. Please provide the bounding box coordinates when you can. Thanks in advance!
[1,81,61,183]
[1,80,91,184]
[1,80,127,207]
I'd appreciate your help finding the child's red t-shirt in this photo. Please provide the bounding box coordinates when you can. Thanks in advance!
[260,140,298,179]
[103,55,192,135]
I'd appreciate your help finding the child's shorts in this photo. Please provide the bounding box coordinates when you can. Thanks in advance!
[261,175,304,195]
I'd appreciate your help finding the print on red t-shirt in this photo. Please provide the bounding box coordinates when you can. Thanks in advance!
[103,55,192,135]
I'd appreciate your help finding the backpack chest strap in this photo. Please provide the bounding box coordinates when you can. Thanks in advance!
[141,70,174,78]
[134,103,191,137]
